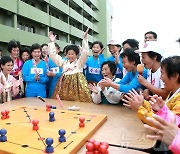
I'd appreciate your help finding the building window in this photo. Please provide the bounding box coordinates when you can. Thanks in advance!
[25,25,28,31]
[30,26,35,33]
[18,22,35,33]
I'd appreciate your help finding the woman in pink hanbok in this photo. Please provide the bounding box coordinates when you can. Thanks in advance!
[0,56,22,102]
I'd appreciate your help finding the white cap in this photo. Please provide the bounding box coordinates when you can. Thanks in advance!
[135,41,164,55]
[107,39,121,46]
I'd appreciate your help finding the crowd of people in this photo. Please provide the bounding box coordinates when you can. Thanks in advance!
[0,29,179,153]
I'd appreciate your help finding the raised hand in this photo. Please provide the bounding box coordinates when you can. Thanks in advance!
[78,45,83,53]
[88,83,98,94]
[149,94,165,112]
[144,114,179,145]
[83,27,89,41]
[49,31,56,42]
[122,89,144,110]
[100,47,105,54]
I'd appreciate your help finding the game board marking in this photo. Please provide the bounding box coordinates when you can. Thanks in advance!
[1,117,92,125]
[22,145,29,148]
[23,108,31,122]
[7,141,42,151]
[36,131,46,147]
[53,115,95,149]
[64,141,73,149]
[23,108,46,148]
[0,106,107,153]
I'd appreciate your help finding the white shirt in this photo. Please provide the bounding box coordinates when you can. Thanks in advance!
[49,39,89,75]
[92,78,123,104]
[147,68,164,89]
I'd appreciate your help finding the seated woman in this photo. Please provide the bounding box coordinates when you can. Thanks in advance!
[0,56,21,102]
[22,43,48,98]
[89,61,123,104]
[99,48,147,93]
[123,56,180,123]
[123,56,180,154]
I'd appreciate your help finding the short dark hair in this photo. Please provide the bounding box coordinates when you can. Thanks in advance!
[7,40,21,53]
[90,41,103,49]
[20,47,30,59]
[161,56,180,83]
[0,48,2,52]
[121,48,140,65]
[41,43,48,48]
[101,61,117,76]
[147,51,162,62]
[29,43,41,58]
[122,39,139,49]
[144,31,157,39]
[0,56,14,69]
[65,45,79,55]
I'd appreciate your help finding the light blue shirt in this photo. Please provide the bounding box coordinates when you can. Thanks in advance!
[118,69,147,93]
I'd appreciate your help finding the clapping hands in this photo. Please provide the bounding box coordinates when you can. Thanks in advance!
[122,89,144,111]
[88,83,98,94]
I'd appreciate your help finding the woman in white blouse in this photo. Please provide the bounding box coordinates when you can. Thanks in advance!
[89,61,123,104]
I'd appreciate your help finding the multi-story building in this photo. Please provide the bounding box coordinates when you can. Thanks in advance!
[0,0,113,56]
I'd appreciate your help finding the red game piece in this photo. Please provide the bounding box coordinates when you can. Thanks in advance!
[79,117,85,128]
[98,145,108,153]
[46,104,51,112]
[86,142,94,151]
[1,110,6,120]
[101,142,109,149]
[32,120,39,131]
[88,139,95,144]
[94,150,100,154]
[5,110,10,119]
[79,123,85,127]
[94,141,101,150]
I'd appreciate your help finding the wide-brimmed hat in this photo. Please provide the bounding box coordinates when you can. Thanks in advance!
[135,41,164,55]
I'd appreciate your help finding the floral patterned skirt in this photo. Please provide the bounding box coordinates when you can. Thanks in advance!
[52,72,92,103]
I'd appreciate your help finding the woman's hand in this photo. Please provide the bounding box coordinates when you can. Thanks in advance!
[144,114,179,145]
[47,71,56,77]
[114,51,120,64]
[49,31,56,42]
[83,27,89,41]
[34,73,40,81]
[98,77,112,88]
[122,89,144,111]
[149,94,165,112]
[138,74,147,85]
[88,83,98,94]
